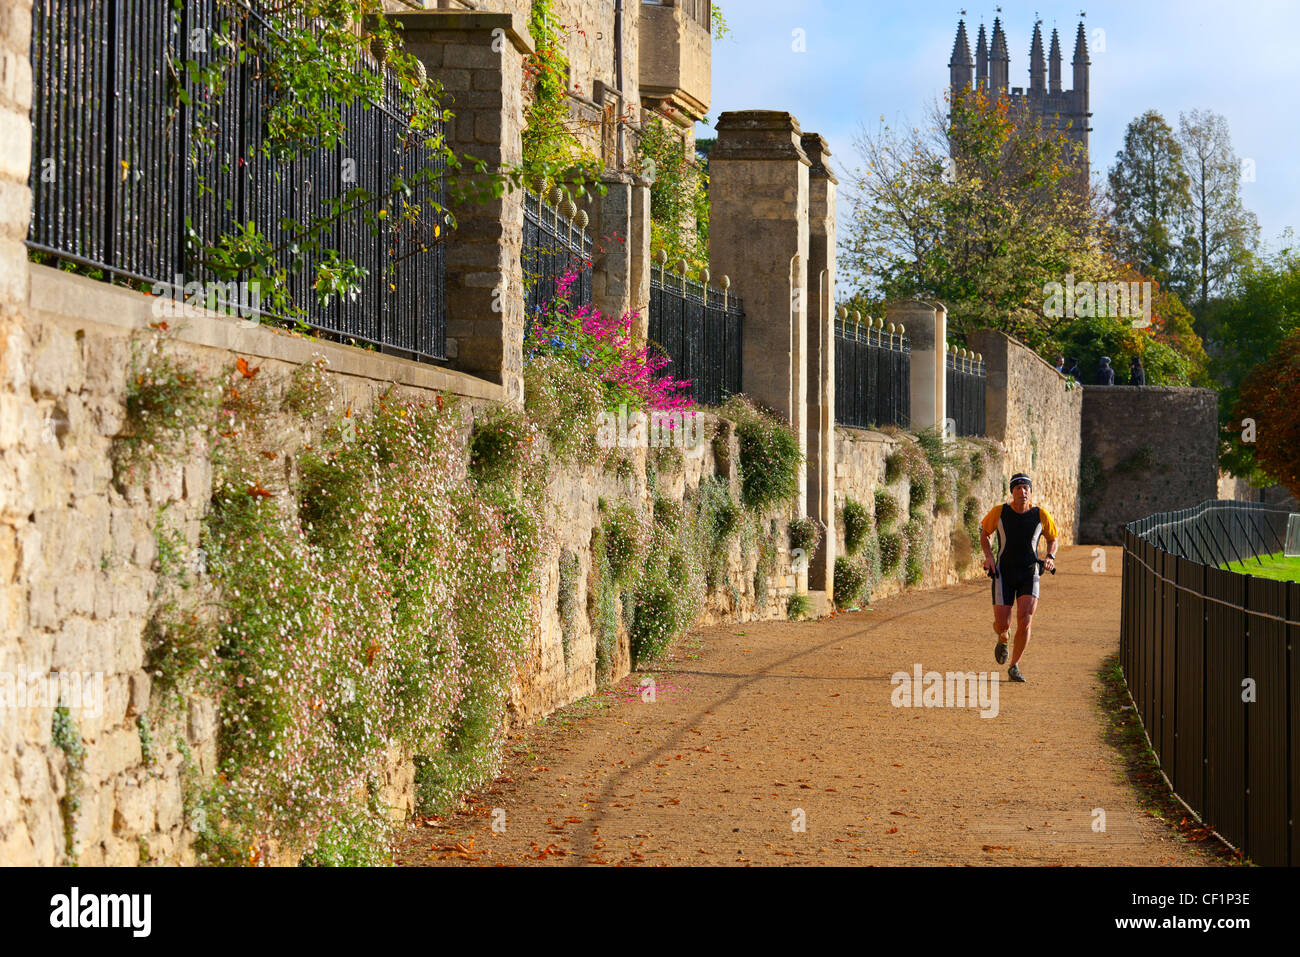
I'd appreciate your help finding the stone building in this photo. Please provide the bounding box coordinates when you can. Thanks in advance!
[389,0,713,172]
[948,16,1091,184]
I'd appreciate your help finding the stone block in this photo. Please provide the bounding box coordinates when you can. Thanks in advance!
[113,775,156,835]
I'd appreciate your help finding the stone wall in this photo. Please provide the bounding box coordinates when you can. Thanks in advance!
[833,428,1003,601]
[1079,386,1220,544]
[969,329,1082,544]
[1217,472,1299,511]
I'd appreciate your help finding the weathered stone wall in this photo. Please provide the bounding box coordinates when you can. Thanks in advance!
[1217,472,1299,511]
[969,330,1082,544]
[1079,386,1220,544]
[833,429,1004,601]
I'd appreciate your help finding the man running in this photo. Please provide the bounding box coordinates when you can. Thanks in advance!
[979,473,1058,682]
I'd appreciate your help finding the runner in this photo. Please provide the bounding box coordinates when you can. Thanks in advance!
[979,473,1058,682]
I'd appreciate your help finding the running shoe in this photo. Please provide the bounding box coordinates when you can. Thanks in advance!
[994,640,1009,665]
[1007,664,1026,682]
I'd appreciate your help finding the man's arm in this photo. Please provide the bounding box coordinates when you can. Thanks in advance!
[981,528,997,572]
[1042,536,1058,572]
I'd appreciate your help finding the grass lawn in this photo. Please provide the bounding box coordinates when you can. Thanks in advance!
[1223,551,1300,582]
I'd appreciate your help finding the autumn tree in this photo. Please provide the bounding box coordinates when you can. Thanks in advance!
[1234,330,1300,499]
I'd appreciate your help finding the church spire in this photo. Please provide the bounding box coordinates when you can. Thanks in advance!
[989,17,1009,91]
[1029,21,1046,92]
[950,19,973,90]
[975,23,988,88]
[1073,21,1090,105]
[1049,27,1062,93]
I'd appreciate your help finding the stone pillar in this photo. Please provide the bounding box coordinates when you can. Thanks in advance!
[801,133,836,592]
[585,172,635,329]
[888,300,946,432]
[627,177,652,341]
[393,10,532,405]
[709,111,810,514]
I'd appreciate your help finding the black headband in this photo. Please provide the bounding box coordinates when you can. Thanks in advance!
[1010,474,1032,491]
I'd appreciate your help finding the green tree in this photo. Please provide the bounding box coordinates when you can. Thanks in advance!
[1106,111,1191,285]
[843,89,1111,349]
[1175,109,1259,311]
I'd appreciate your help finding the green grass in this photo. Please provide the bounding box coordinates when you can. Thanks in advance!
[1222,551,1300,582]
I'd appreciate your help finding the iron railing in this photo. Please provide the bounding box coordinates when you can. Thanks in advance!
[834,317,910,429]
[27,0,448,362]
[1121,500,1300,866]
[945,348,987,436]
[647,264,743,407]
[523,190,592,333]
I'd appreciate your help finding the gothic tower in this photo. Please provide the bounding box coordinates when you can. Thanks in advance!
[948,16,1092,188]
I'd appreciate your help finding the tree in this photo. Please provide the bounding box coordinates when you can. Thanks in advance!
[1209,244,1300,478]
[1235,330,1300,499]
[1175,109,1259,311]
[842,89,1110,348]
[1107,111,1191,285]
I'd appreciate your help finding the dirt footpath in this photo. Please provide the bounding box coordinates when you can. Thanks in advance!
[397,545,1222,866]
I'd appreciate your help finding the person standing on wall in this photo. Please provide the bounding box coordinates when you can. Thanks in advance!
[1129,355,1145,386]
[980,473,1059,683]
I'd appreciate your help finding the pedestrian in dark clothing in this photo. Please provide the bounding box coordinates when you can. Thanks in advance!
[1129,355,1146,386]
[1096,356,1115,385]
[1065,357,1080,379]
[1054,355,1065,374]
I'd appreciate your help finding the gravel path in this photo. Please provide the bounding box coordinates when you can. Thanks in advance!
[397,545,1222,866]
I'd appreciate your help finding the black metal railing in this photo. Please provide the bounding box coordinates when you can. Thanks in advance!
[27,0,447,362]
[945,348,987,436]
[834,316,910,429]
[646,264,743,407]
[1121,501,1300,866]
[523,190,592,333]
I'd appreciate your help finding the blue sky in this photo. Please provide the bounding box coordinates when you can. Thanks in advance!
[699,0,1299,283]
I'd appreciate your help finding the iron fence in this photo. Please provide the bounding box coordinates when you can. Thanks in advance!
[1121,500,1300,866]
[27,0,448,362]
[647,265,743,407]
[945,348,986,436]
[523,190,593,333]
[834,317,910,429]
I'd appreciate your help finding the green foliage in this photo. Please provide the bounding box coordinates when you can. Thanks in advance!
[630,501,704,666]
[695,476,740,589]
[874,489,900,531]
[879,530,904,575]
[842,498,872,556]
[557,548,580,665]
[833,557,869,608]
[722,397,803,512]
[1107,110,1193,285]
[752,518,778,602]
[589,526,621,685]
[51,706,86,860]
[788,517,822,555]
[176,1,471,324]
[523,356,605,462]
[603,501,648,587]
[138,715,156,767]
[469,406,535,485]
[1050,313,1198,386]
[903,518,927,587]
[116,333,213,477]
[522,0,602,189]
[963,496,983,553]
[637,119,710,270]
[787,593,812,621]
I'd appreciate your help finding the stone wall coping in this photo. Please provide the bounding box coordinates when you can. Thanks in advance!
[970,327,1068,381]
[387,10,535,56]
[28,264,505,402]
[1081,385,1218,395]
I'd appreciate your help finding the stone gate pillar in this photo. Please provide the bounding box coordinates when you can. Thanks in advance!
[888,300,946,433]
[709,111,810,515]
[801,133,836,592]
[393,10,532,405]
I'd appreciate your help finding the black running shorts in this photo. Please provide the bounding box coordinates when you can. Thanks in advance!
[992,564,1039,605]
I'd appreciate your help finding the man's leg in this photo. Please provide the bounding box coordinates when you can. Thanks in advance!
[992,602,1012,663]
[1009,593,1038,666]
